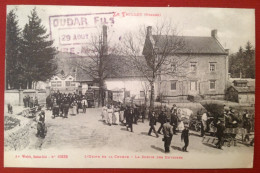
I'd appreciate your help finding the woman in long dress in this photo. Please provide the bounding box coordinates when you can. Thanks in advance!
[107,105,113,126]
[102,105,108,123]
[113,105,120,125]
[119,104,125,123]
[71,100,77,115]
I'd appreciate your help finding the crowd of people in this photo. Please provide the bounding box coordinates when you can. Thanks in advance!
[30,91,254,152]
[148,105,190,153]
[100,103,254,153]
[101,103,190,153]
[23,95,39,108]
[46,91,88,118]
[101,103,145,130]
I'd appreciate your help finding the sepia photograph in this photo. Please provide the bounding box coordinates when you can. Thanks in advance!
[4,5,255,168]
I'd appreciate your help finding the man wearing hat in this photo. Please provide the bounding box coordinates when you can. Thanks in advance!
[201,111,208,137]
[225,108,239,128]
[157,109,167,134]
[170,107,178,135]
[181,123,190,152]
[243,110,251,142]
[148,111,159,137]
[126,107,134,132]
[81,96,88,113]
[170,104,177,113]
[215,120,225,149]
[162,117,173,153]
[63,97,70,118]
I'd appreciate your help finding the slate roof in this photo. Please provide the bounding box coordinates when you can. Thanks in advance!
[55,52,145,81]
[233,80,248,84]
[144,35,228,55]
[75,68,94,82]
[107,56,149,78]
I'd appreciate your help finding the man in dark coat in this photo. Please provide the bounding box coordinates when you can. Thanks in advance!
[23,95,27,107]
[181,124,190,152]
[29,97,34,108]
[126,108,134,132]
[170,108,178,134]
[140,105,146,123]
[162,118,173,153]
[26,95,30,108]
[46,95,51,110]
[133,106,140,124]
[157,110,167,134]
[63,97,70,118]
[215,120,225,149]
[52,99,59,118]
[148,111,159,137]
[243,111,251,142]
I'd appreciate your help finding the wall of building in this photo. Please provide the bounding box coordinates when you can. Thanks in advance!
[49,75,80,92]
[159,54,227,100]
[105,78,150,100]
[238,93,255,104]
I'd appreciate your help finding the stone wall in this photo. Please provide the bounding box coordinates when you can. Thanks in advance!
[4,90,19,105]
[4,116,34,151]
[5,89,46,106]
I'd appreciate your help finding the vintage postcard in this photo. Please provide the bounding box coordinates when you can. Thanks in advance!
[4,5,255,168]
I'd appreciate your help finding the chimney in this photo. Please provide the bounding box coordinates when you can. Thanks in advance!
[211,29,218,39]
[147,26,152,38]
[103,25,108,55]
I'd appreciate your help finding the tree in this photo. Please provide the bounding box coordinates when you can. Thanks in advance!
[244,41,255,78]
[74,25,122,106]
[229,47,243,78]
[122,21,190,108]
[60,70,65,76]
[20,8,57,89]
[229,42,255,78]
[5,9,22,89]
[140,79,150,106]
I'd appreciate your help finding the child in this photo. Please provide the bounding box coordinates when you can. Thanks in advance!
[181,124,189,152]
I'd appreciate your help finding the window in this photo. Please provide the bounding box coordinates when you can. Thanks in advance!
[190,62,197,72]
[71,82,76,87]
[55,78,58,80]
[209,80,216,90]
[209,62,216,72]
[51,81,56,87]
[57,81,62,87]
[140,91,145,97]
[171,63,177,72]
[170,80,177,90]
[190,81,197,91]
[66,81,71,86]
[69,78,72,80]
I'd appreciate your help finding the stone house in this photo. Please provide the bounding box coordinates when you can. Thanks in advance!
[143,26,229,102]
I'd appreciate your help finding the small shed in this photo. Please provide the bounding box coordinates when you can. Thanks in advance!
[226,85,255,104]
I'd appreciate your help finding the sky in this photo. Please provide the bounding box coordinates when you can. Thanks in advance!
[7,5,255,54]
